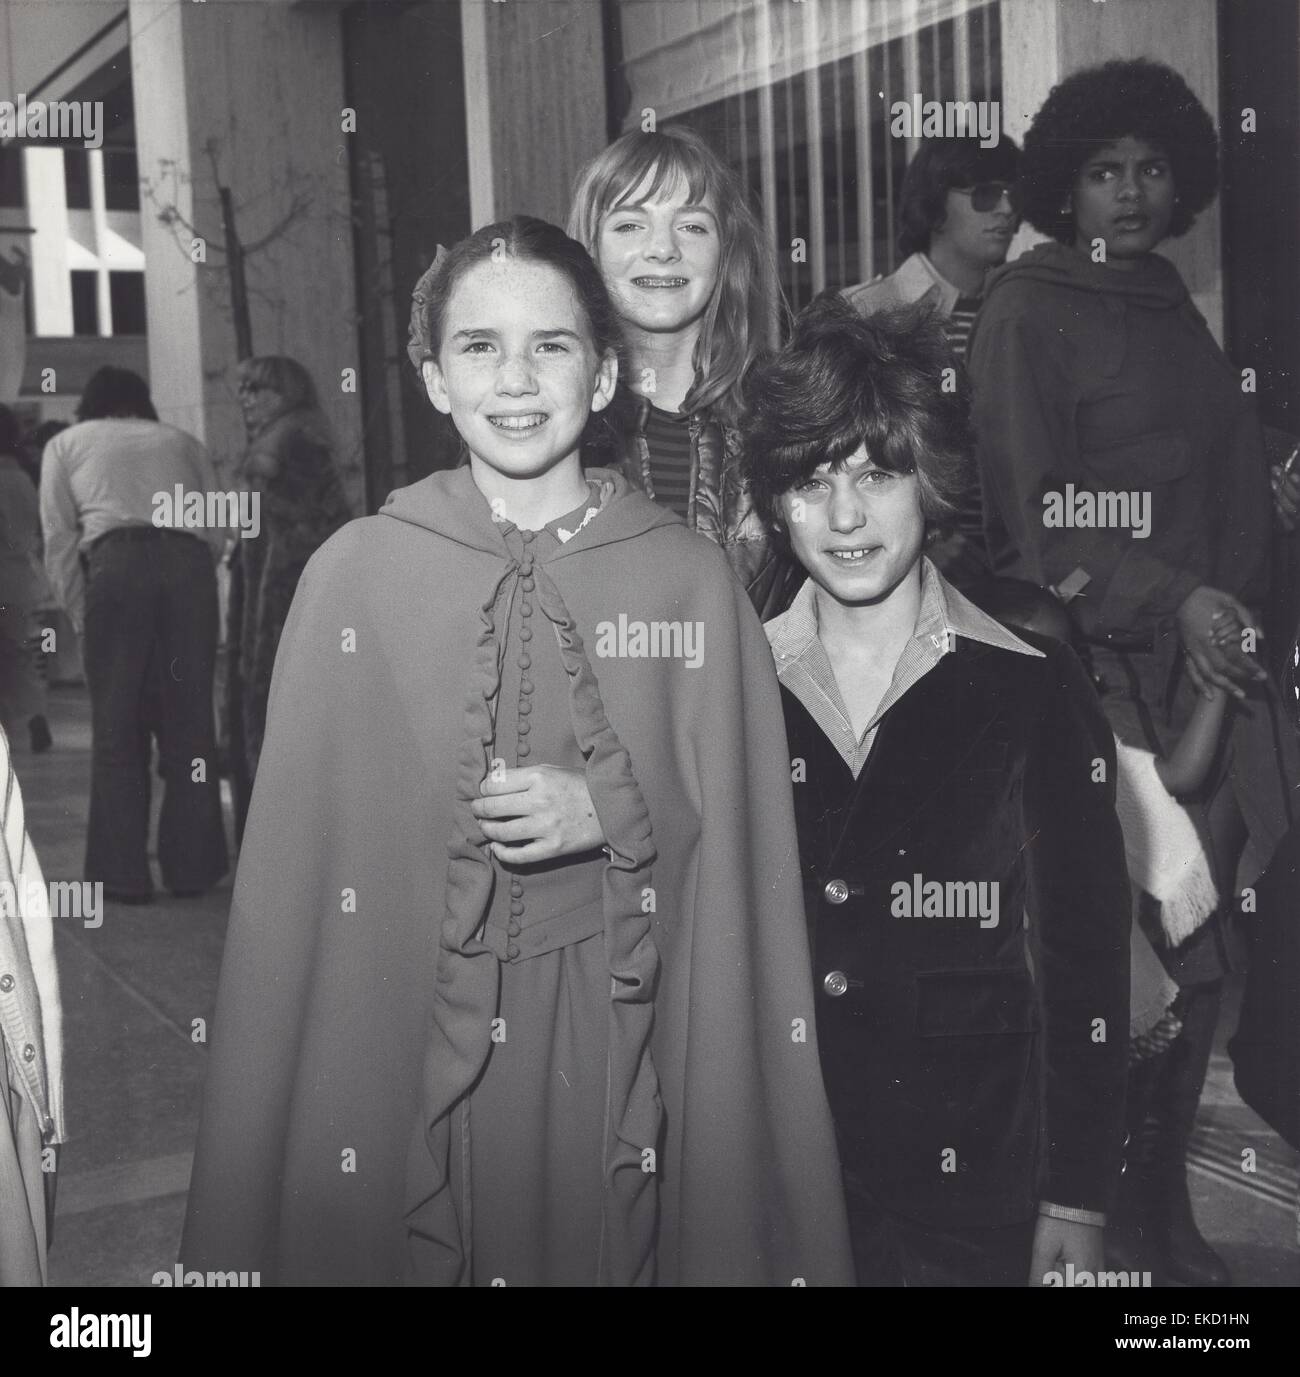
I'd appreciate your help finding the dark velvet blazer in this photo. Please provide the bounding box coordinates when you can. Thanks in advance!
[783,631,1130,1228]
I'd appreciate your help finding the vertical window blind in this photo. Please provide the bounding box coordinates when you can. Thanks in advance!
[616,0,1002,323]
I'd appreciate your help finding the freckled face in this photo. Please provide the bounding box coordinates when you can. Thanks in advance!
[1071,136,1176,261]
[780,446,926,606]
[422,257,616,482]
[596,171,722,337]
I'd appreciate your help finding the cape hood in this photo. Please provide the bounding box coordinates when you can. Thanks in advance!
[379,463,679,557]
[985,239,1193,314]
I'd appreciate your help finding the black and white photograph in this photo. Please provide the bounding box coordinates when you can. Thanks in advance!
[0,0,1297,1340]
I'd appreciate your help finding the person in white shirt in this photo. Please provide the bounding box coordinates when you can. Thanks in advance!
[39,368,227,903]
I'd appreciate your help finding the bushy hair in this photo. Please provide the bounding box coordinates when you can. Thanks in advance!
[77,366,158,422]
[741,295,974,542]
[1019,58,1219,242]
[567,125,781,427]
[897,136,1021,258]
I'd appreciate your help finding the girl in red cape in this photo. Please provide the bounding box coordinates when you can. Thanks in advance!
[180,216,853,1286]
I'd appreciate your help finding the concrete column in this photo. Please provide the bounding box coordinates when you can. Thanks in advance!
[468,0,608,230]
[462,0,495,228]
[87,149,113,338]
[129,0,204,436]
[22,147,73,337]
[128,0,362,504]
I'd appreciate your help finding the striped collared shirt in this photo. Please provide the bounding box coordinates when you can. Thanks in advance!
[765,556,1043,778]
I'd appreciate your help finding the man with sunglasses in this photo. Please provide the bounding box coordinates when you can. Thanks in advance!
[844,137,1021,356]
[842,136,1021,590]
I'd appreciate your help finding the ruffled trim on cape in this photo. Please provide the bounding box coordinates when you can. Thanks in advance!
[403,543,660,1285]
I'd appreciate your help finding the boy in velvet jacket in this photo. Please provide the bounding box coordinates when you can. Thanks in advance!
[742,297,1130,1286]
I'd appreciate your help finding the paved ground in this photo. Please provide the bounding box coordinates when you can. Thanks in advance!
[10,684,1299,1287]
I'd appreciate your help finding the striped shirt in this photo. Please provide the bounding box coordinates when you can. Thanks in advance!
[765,556,1042,778]
[943,294,987,547]
[641,404,693,520]
[943,294,982,362]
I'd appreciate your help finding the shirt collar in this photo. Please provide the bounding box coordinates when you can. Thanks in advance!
[766,556,1045,666]
[901,253,963,314]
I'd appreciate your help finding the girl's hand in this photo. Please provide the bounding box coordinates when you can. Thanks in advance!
[1188,668,1228,708]
[1176,586,1266,700]
[471,764,606,864]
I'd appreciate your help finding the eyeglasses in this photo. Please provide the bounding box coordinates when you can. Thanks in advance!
[237,381,271,396]
[953,182,1022,213]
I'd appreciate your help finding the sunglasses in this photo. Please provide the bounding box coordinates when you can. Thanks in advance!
[954,182,1022,213]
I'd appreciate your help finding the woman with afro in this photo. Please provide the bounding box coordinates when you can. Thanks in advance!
[968,58,1299,1288]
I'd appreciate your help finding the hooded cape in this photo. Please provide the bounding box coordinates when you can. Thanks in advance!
[181,466,852,1286]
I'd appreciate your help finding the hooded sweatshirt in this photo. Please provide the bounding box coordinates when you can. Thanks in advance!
[180,465,852,1287]
[967,241,1271,638]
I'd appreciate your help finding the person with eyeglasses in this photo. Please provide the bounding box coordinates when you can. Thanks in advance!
[842,137,1021,590]
[843,137,1021,361]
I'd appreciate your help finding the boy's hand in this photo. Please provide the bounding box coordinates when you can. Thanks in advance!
[1028,1213,1104,1286]
[472,764,605,863]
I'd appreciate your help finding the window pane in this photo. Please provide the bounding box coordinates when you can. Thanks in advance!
[64,149,91,210]
[70,270,98,335]
[109,271,146,335]
[0,148,24,209]
[104,150,140,212]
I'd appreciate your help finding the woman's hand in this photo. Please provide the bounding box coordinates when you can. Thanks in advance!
[1176,586,1267,700]
[471,764,606,864]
